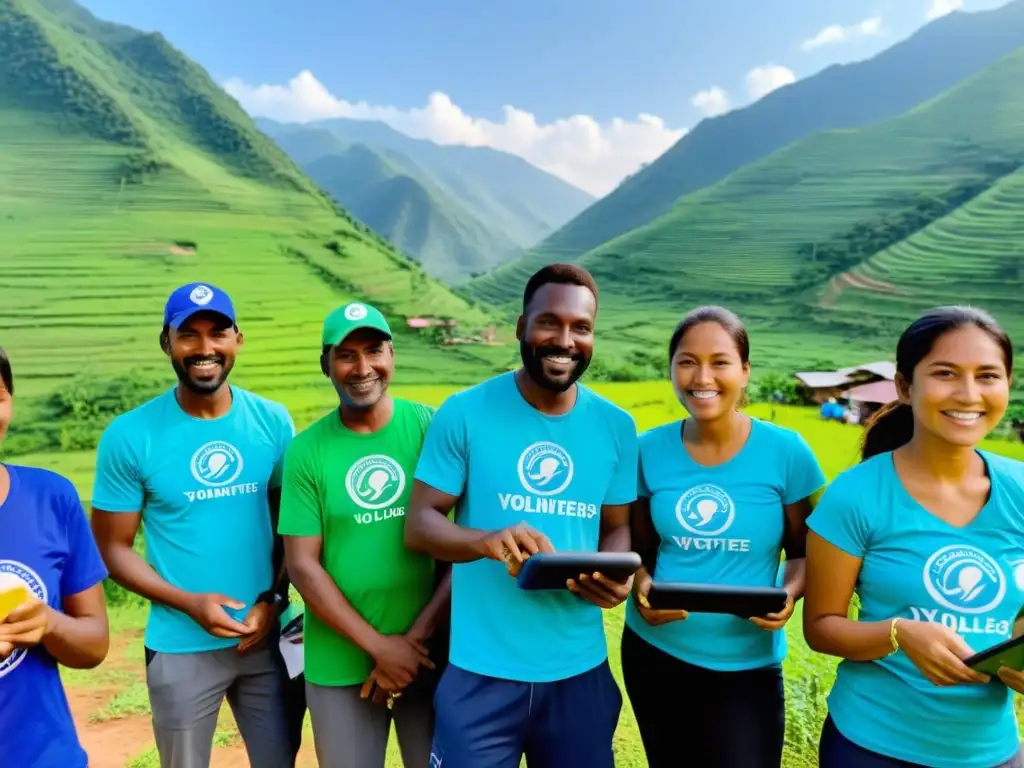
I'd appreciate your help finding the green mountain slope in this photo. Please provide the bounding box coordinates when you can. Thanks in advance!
[294,141,521,283]
[467,0,1024,303]
[258,117,595,260]
[465,45,1024,378]
[822,163,1024,334]
[0,0,506,434]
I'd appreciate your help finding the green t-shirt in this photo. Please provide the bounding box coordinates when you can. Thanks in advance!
[277,398,437,686]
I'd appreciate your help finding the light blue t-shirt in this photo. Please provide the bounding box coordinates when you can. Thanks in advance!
[414,372,639,683]
[624,418,826,670]
[91,387,295,654]
[808,451,1024,768]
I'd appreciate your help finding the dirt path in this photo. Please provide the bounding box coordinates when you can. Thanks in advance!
[70,685,155,768]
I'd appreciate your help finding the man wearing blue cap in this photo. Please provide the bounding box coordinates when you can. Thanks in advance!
[90,282,300,768]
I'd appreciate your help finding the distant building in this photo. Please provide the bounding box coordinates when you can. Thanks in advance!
[795,361,897,420]
[407,317,458,329]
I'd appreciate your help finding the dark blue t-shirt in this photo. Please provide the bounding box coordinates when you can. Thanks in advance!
[0,464,109,768]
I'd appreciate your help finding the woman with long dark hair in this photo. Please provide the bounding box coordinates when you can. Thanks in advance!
[0,347,111,767]
[621,306,827,768]
[804,306,1024,767]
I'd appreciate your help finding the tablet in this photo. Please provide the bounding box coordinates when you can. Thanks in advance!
[0,586,28,623]
[965,634,1024,676]
[516,552,642,591]
[646,582,788,618]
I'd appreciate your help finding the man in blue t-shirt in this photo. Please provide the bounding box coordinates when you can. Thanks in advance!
[89,283,303,768]
[405,264,640,768]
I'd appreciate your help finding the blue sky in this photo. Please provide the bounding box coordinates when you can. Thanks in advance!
[79,0,1010,195]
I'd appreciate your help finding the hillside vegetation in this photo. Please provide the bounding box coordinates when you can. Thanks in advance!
[295,141,521,283]
[466,0,1024,301]
[260,117,594,282]
[0,0,510,443]
[464,44,1024,357]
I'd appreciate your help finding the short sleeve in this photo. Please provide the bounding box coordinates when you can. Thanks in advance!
[90,420,144,513]
[270,406,296,490]
[277,439,323,537]
[414,396,467,498]
[782,430,827,505]
[603,414,639,506]
[806,473,870,558]
[59,483,109,597]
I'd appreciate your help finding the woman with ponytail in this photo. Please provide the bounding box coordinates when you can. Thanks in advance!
[803,307,1024,767]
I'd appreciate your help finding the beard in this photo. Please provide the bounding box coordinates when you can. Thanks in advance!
[172,354,232,395]
[520,337,590,393]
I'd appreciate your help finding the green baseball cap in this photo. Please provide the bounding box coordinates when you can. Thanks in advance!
[321,301,393,347]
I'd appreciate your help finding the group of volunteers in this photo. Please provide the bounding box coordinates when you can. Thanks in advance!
[1,262,1024,768]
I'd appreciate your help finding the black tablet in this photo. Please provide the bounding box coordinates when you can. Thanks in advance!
[646,581,789,618]
[965,634,1024,676]
[516,551,643,591]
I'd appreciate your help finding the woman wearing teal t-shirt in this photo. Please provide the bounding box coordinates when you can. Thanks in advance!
[804,306,1024,768]
[621,306,827,768]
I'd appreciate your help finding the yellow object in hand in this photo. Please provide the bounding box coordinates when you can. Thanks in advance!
[0,586,28,623]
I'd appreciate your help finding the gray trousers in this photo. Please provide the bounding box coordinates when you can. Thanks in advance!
[306,679,435,768]
[145,644,293,768]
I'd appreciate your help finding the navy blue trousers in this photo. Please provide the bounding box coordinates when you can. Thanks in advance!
[428,660,622,768]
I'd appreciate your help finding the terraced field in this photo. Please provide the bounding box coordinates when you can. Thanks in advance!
[824,165,1024,339]
[463,47,1024,353]
[0,106,509,422]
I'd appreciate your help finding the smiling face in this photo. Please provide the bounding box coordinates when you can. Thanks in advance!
[904,324,1011,448]
[517,282,596,392]
[165,312,242,395]
[671,321,750,420]
[326,328,394,409]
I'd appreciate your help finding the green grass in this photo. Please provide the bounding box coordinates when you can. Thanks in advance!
[39,385,1024,768]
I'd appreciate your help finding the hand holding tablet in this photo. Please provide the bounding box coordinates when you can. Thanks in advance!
[516,552,642,610]
[645,582,790,620]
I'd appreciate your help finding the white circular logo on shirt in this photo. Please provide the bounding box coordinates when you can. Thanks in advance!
[346,455,406,510]
[923,545,1006,614]
[344,303,368,321]
[517,442,574,496]
[676,484,736,536]
[189,285,214,305]
[0,560,48,680]
[190,441,244,487]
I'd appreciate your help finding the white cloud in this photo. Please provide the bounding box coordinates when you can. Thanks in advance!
[801,16,884,50]
[745,65,797,101]
[222,70,686,197]
[691,86,730,118]
[926,0,963,19]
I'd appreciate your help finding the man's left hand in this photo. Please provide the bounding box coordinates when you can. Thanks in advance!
[750,594,795,632]
[567,571,633,610]
[237,601,276,654]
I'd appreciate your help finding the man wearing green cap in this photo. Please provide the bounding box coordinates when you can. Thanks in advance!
[278,301,450,768]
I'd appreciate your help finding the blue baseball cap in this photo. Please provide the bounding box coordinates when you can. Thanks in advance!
[163,282,237,329]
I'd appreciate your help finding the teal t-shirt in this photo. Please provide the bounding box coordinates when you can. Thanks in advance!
[624,418,826,670]
[92,387,295,654]
[807,451,1024,768]
[414,372,639,683]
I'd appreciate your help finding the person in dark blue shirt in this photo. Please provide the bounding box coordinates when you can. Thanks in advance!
[0,346,111,768]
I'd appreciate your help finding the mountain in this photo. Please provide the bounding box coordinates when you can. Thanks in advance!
[571,47,1024,359]
[0,0,507,435]
[466,0,1024,303]
[258,117,594,281]
[302,143,521,282]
